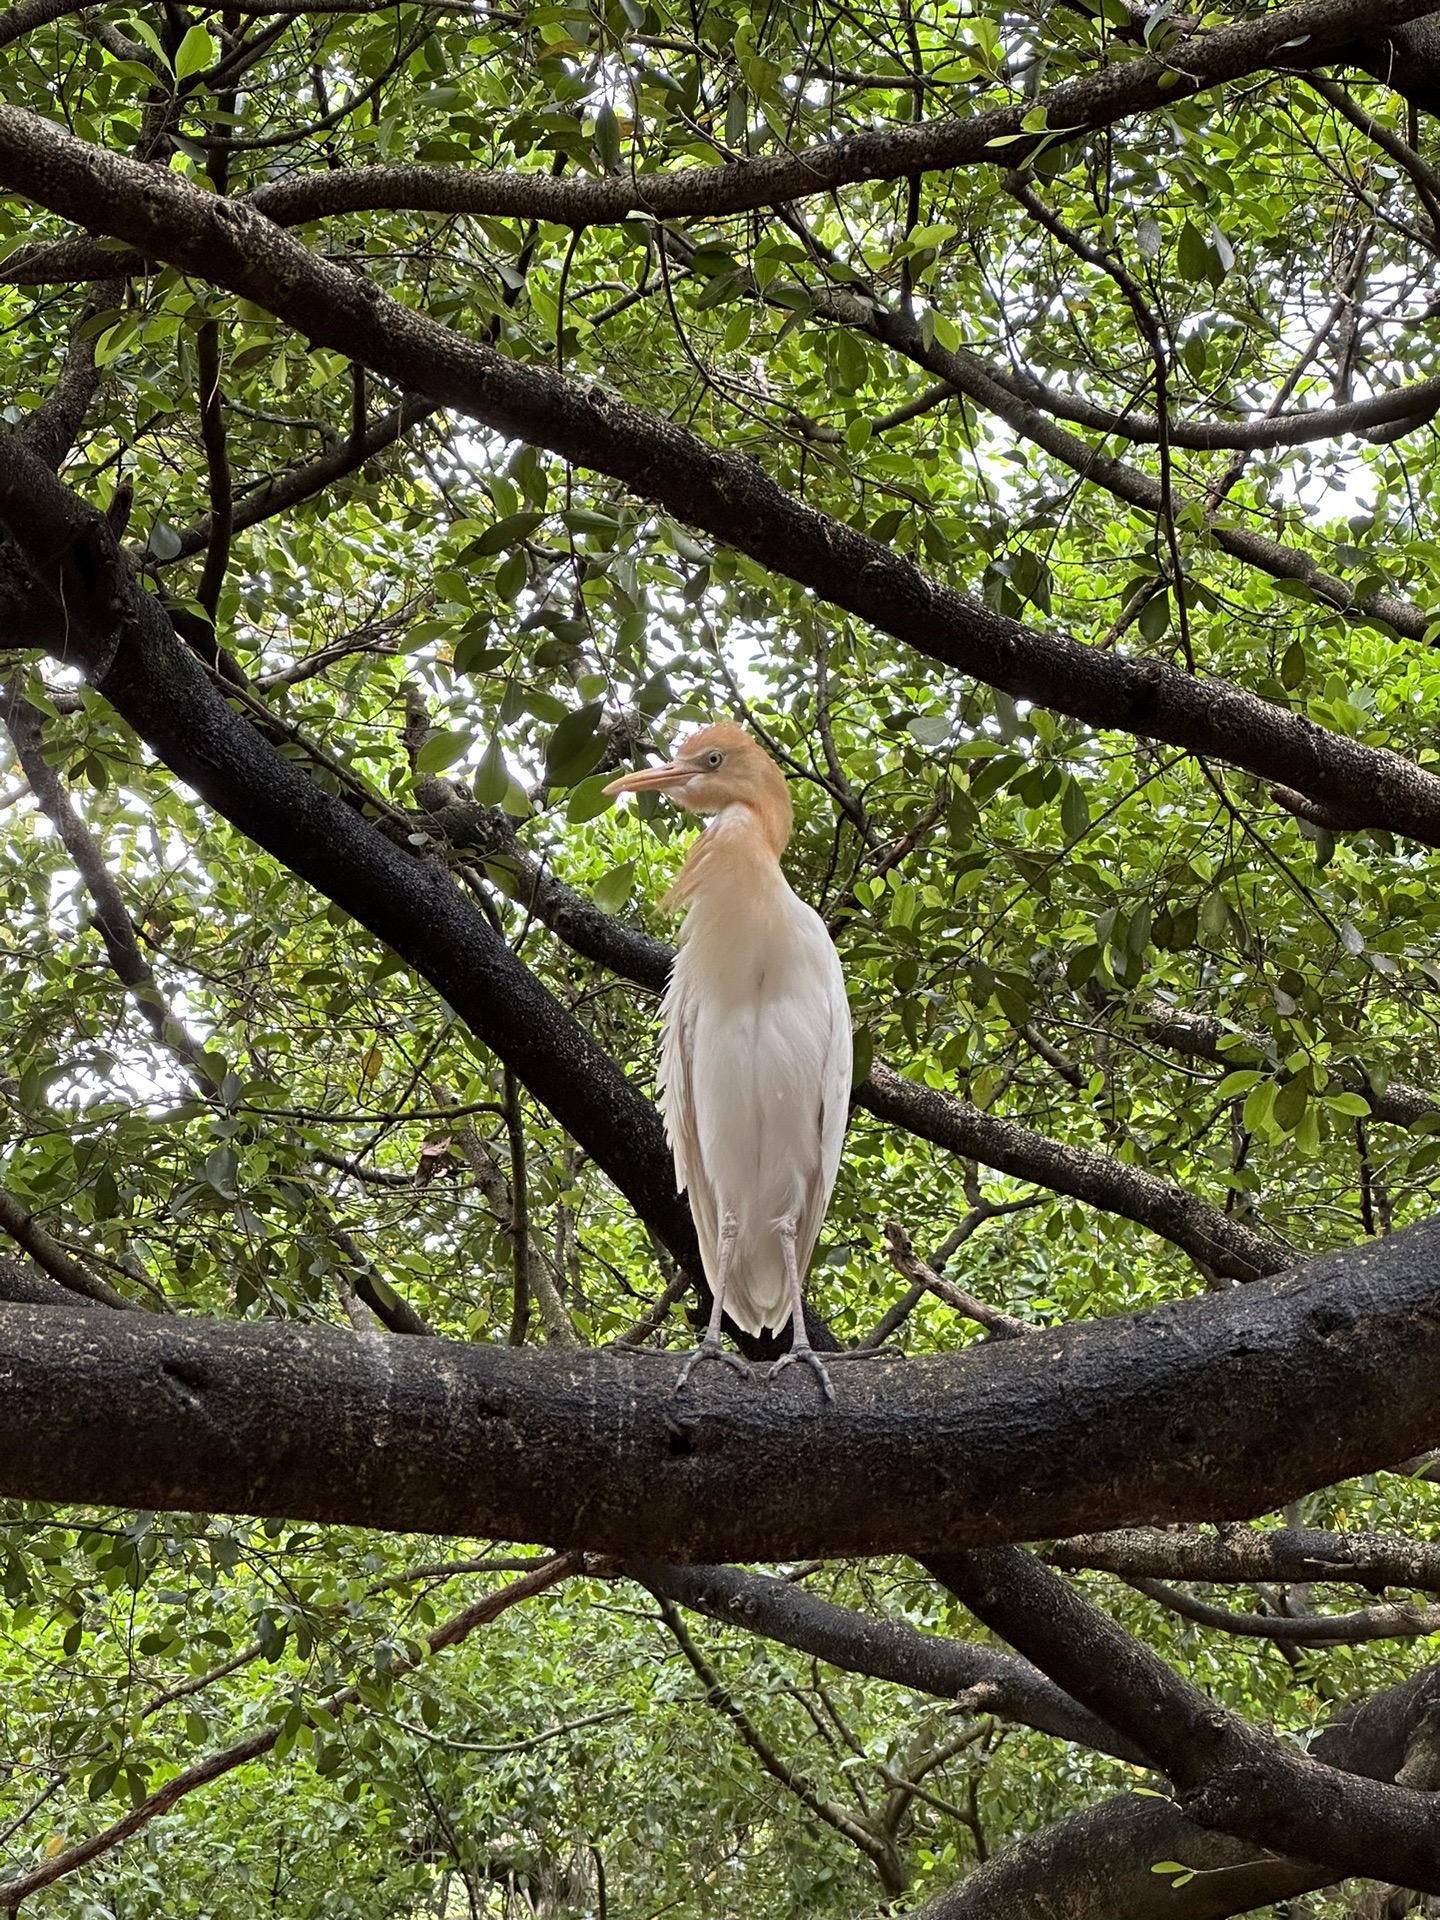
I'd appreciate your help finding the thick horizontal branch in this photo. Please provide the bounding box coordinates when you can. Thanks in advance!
[926,1546,1440,1887]
[1,1218,1440,1557]
[6,110,1440,845]
[1052,1522,1440,1593]
[627,1561,1142,1760]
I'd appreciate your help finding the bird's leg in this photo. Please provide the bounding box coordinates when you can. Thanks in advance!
[766,1223,835,1403]
[674,1213,751,1391]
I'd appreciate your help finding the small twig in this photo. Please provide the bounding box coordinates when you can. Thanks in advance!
[613,1267,692,1345]
[880,1221,1030,1341]
[392,1705,630,1755]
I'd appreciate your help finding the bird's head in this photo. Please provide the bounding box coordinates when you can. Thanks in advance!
[604,722,793,853]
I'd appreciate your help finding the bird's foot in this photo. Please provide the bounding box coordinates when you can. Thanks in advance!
[766,1343,836,1403]
[673,1337,753,1394]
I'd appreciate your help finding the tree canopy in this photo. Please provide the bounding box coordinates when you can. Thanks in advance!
[4,0,1440,1910]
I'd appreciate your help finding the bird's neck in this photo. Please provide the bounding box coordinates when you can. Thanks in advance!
[663,803,789,917]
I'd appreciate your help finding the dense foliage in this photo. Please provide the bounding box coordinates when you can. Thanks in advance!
[3,0,1440,1910]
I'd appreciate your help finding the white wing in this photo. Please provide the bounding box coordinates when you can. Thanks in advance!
[657,955,722,1282]
[793,907,852,1277]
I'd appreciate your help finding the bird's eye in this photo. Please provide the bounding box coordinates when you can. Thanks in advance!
[706,751,723,767]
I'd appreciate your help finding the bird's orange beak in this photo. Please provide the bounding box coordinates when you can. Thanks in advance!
[603,760,693,796]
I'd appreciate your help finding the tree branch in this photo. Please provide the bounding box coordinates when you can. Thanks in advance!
[71,0,1440,226]
[0,1217,1438,1557]
[1127,1576,1440,1646]
[858,1064,1287,1282]
[1051,1522,1440,1594]
[6,112,1440,845]
[925,1546,1440,1887]
[628,1560,1142,1761]
[0,1554,580,1910]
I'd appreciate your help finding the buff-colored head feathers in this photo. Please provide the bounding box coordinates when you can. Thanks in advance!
[604,722,793,856]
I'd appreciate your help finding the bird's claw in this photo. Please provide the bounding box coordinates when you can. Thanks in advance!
[767,1345,835,1403]
[673,1337,753,1394]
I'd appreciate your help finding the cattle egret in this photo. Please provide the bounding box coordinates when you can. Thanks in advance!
[605,722,851,1397]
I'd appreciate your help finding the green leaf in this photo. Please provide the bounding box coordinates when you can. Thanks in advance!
[850,1024,873,1088]
[1280,639,1307,689]
[544,701,606,787]
[1273,1076,1308,1132]
[1198,891,1229,941]
[1060,775,1090,840]
[907,714,951,747]
[593,102,622,171]
[1215,1070,1263,1099]
[495,550,528,602]
[89,1760,121,1801]
[416,730,470,775]
[1326,1091,1371,1117]
[594,860,635,913]
[1176,219,1212,283]
[566,773,615,822]
[473,737,510,807]
[125,14,169,65]
[174,23,217,80]
[1137,591,1170,642]
[453,628,508,676]
[474,511,544,556]
[831,329,868,394]
[1243,1080,1276,1133]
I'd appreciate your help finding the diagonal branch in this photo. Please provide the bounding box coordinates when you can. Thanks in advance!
[2,676,219,1092]
[628,1560,1142,1760]
[925,1546,1440,1887]
[914,1651,1440,1916]
[0,1554,580,1910]
[5,109,1440,844]
[0,428,705,1296]
[858,1064,1287,1282]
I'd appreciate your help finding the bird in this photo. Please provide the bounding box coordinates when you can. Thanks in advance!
[605,722,851,1397]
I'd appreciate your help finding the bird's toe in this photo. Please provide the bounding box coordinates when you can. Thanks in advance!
[767,1345,836,1403]
[673,1338,754,1394]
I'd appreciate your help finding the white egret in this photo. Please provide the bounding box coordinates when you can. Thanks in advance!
[605,723,851,1397]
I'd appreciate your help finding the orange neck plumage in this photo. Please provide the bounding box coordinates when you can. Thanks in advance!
[663,791,792,916]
